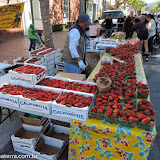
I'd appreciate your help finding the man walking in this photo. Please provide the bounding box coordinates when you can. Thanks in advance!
[102,13,113,38]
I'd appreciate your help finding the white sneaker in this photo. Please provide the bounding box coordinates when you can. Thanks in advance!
[145,57,149,61]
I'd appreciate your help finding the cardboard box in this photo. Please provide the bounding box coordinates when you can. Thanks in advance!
[36,76,70,90]
[19,85,62,114]
[0,92,20,108]
[52,90,94,121]
[54,72,86,81]
[96,43,117,50]
[33,135,63,160]
[29,48,49,58]
[25,57,45,66]
[55,57,61,65]
[9,63,47,85]
[13,56,28,65]
[67,80,97,94]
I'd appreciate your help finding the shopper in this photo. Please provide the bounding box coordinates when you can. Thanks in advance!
[130,15,149,61]
[90,20,100,38]
[146,14,156,54]
[28,24,37,51]
[117,13,124,32]
[102,13,113,38]
[131,18,140,38]
[62,13,92,74]
[136,10,141,18]
[124,11,134,39]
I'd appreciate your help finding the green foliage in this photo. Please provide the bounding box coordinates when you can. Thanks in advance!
[150,1,160,13]
[127,0,147,12]
[51,24,66,32]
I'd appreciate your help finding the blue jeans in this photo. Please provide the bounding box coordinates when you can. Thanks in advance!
[29,39,36,51]
[105,29,112,38]
[117,27,123,32]
[64,61,80,74]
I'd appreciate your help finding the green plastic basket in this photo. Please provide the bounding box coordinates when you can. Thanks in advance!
[120,120,137,128]
[137,122,154,131]
[105,115,119,124]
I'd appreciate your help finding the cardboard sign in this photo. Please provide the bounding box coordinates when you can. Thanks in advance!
[0,3,24,30]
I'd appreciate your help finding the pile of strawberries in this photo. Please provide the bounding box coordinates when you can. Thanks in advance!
[56,92,92,108]
[137,82,149,99]
[38,78,69,89]
[13,65,44,75]
[39,49,57,55]
[0,84,59,102]
[31,48,47,55]
[67,82,97,94]
[16,57,28,63]
[27,58,41,64]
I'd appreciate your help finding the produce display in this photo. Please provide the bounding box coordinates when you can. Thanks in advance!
[13,65,44,75]
[67,82,97,94]
[38,78,70,89]
[56,92,92,108]
[90,42,155,131]
[0,84,59,102]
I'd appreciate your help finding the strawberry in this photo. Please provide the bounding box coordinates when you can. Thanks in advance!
[91,108,96,113]
[127,110,136,117]
[121,116,128,121]
[142,118,151,124]
[120,110,126,116]
[140,105,148,111]
[150,111,156,116]
[97,108,103,114]
[106,110,113,117]
[149,121,154,125]
[129,116,138,122]
[137,114,149,120]
[150,116,155,121]
[113,113,118,118]
[142,99,149,104]
[143,110,150,115]
[114,109,120,114]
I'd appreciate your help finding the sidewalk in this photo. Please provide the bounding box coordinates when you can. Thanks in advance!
[0,30,68,64]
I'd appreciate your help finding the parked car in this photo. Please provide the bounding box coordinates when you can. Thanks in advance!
[99,10,125,35]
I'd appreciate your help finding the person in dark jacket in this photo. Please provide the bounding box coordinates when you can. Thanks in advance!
[117,13,124,32]
[130,15,149,61]
[124,11,134,39]
[102,13,113,38]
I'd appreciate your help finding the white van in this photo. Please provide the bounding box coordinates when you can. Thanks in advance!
[99,10,125,34]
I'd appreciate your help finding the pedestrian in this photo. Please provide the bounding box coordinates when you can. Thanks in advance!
[131,18,140,38]
[136,10,141,18]
[102,13,113,38]
[146,14,156,55]
[62,13,92,74]
[90,20,100,38]
[129,15,149,61]
[28,24,37,51]
[124,11,134,39]
[117,13,124,32]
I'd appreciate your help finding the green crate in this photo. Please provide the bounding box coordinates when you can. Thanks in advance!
[137,93,149,99]
[137,122,154,131]
[120,120,137,128]
[105,115,119,124]
[90,112,104,120]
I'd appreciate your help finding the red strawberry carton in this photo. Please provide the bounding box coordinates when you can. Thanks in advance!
[13,56,28,65]
[52,89,95,121]
[67,80,97,94]
[36,76,70,89]
[19,84,62,114]
[28,48,49,58]
[25,57,45,66]
[0,82,21,108]
[9,63,47,85]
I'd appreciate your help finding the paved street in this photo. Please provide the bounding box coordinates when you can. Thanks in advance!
[0,31,160,159]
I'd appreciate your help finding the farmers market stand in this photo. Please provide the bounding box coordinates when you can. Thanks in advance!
[0,52,157,160]
[68,53,157,160]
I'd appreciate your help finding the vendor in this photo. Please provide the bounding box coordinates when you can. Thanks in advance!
[62,13,92,74]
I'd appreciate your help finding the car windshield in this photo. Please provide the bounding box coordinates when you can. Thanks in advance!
[103,11,122,19]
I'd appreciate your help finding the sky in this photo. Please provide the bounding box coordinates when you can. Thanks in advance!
[144,0,157,3]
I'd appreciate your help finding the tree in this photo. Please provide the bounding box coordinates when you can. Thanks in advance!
[127,0,146,13]
[39,0,54,48]
[150,1,160,13]
[115,0,128,10]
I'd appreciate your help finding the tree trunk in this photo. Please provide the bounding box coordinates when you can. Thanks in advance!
[39,0,54,48]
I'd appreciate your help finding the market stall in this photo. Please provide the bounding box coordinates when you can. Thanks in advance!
[68,51,157,159]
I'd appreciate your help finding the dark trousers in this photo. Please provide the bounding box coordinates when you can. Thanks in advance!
[126,31,131,39]
[117,27,123,32]
[29,39,36,51]
[148,36,154,53]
